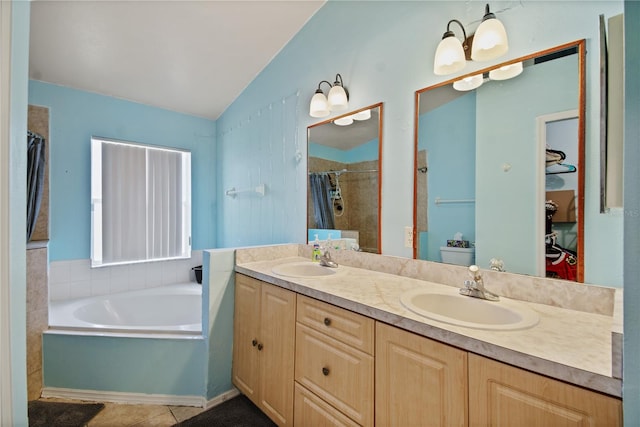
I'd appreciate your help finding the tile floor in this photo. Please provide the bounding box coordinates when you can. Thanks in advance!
[38,397,207,427]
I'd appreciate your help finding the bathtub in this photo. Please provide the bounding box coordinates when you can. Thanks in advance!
[49,283,202,334]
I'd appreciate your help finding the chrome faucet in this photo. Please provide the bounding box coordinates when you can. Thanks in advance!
[460,265,499,301]
[319,250,338,268]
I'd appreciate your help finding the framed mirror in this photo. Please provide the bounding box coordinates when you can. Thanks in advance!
[308,103,383,253]
[414,40,585,282]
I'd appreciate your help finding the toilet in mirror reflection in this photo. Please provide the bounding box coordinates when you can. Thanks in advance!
[440,246,475,266]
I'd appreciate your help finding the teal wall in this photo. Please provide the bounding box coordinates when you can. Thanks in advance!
[43,334,207,396]
[418,93,476,262]
[9,1,30,423]
[28,81,217,261]
[215,1,624,286]
[204,249,236,399]
[624,1,640,424]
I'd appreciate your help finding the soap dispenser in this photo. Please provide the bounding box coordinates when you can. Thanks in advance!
[312,234,322,262]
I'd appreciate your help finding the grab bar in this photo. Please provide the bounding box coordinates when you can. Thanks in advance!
[225,184,266,198]
[434,197,475,205]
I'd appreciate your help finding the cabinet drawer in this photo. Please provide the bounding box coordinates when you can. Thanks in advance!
[294,383,360,427]
[295,323,373,427]
[296,295,374,355]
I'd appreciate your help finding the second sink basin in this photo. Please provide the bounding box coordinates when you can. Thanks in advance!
[271,262,338,278]
[400,287,539,331]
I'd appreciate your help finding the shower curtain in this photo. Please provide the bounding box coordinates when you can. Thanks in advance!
[309,173,335,230]
[27,131,45,242]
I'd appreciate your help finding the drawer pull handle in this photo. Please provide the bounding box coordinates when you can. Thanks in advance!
[322,367,330,376]
[257,343,264,351]
[252,339,258,347]
[323,317,331,326]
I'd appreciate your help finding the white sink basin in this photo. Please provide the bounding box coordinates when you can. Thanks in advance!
[271,262,338,278]
[400,288,539,331]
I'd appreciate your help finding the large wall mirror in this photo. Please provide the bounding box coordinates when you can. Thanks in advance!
[414,40,585,282]
[308,103,383,253]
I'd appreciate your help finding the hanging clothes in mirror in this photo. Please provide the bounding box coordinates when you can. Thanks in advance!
[545,147,577,175]
[545,200,577,281]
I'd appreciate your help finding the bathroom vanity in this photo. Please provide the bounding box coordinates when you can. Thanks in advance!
[233,245,622,426]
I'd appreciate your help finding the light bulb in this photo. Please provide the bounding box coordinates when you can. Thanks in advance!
[434,35,466,75]
[327,85,348,111]
[453,74,484,91]
[471,10,508,61]
[309,91,329,118]
[334,116,354,126]
[488,62,523,80]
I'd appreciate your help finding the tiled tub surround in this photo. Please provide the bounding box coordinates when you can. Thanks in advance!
[235,244,622,398]
[48,250,203,301]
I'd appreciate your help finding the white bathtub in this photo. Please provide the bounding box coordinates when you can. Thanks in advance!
[49,283,202,334]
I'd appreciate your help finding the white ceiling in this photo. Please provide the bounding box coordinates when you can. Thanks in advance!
[29,0,326,120]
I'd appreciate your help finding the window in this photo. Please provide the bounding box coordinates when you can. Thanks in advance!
[91,137,191,267]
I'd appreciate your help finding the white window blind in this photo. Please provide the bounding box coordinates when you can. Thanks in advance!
[91,137,191,267]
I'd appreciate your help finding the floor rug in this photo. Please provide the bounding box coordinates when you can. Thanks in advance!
[174,395,276,427]
[28,400,104,427]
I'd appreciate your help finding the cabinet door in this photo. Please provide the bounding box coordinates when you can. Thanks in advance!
[259,282,297,426]
[468,354,622,427]
[376,322,468,427]
[232,274,262,400]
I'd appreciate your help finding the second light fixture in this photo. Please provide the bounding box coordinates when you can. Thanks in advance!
[433,3,509,76]
[309,74,349,118]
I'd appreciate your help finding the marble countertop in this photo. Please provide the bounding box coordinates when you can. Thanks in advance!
[236,256,621,398]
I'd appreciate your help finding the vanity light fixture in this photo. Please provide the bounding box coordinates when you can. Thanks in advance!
[488,61,523,80]
[471,4,509,62]
[433,3,509,76]
[453,74,484,91]
[309,73,349,118]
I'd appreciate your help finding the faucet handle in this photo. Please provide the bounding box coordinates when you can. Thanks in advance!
[468,265,481,280]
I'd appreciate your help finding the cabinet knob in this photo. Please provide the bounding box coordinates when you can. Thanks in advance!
[252,339,258,347]
[322,367,330,376]
[323,317,331,326]
[257,343,263,351]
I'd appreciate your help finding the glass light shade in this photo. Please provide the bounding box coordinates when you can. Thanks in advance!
[453,74,484,91]
[434,36,466,75]
[471,18,508,61]
[327,85,348,111]
[489,61,523,80]
[309,91,330,118]
[334,116,354,126]
[352,109,371,121]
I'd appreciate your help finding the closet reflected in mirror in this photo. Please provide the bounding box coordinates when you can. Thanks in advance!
[307,103,383,253]
[414,41,585,281]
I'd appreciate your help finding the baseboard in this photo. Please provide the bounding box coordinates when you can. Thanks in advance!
[41,387,207,407]
[204,388,241,409]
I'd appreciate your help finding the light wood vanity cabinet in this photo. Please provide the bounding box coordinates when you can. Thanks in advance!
[294,295,375,427]
[232,274,296,426]
[233,274,621,427]
[375,322,468,427]
[468,354,622,426]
